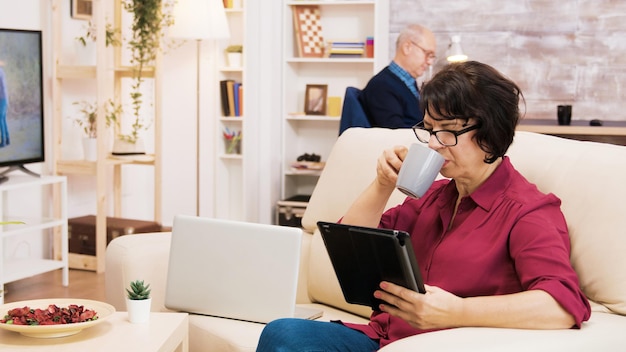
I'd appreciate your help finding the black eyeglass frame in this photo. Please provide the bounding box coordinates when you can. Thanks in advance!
[412,122,480,146]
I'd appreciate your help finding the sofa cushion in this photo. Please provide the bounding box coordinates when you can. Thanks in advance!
[302,128,416,315]
[379,312,626,352]
[507,131,626,315]
[188,303,369,352]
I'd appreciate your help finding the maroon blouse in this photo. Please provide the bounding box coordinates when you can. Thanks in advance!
[342,156,591,347]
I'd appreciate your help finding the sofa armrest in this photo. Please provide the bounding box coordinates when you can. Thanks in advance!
[105,232,173,312]
[296,231,314,304]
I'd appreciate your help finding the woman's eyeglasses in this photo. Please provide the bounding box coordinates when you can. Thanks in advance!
[412,122,480,146]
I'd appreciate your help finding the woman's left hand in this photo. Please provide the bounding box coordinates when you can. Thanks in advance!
[374,281,464,330]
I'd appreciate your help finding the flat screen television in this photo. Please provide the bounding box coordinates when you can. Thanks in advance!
[0,28,45,182]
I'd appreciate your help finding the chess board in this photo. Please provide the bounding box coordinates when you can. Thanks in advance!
[293,5,324,58]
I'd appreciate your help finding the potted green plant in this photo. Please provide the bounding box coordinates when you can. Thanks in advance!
[115,0,174,152]
[71,100,122,161]
[125,279,152,323]
[225,44,243,68]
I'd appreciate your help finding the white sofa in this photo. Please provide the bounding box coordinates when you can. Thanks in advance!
[105,128,626,351]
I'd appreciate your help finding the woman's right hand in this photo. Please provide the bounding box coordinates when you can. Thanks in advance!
[341,145,409,227]
[375,145,409,189]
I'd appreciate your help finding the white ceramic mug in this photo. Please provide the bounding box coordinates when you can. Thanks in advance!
[396,143,445,198]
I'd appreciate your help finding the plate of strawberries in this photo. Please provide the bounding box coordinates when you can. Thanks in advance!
[0,298,115,338]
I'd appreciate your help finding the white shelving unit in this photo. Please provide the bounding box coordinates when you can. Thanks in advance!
[0,175,68,304]
[280,0,389,200]
[213,4,247,220]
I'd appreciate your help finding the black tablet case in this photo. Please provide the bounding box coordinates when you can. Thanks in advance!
[317,221,426,310]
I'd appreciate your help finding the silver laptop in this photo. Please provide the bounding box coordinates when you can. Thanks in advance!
[165,215,322,324]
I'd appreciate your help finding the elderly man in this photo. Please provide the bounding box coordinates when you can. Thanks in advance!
[360,24,436,128]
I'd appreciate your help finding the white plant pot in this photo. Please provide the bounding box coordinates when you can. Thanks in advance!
[226,52,242,68]
[82,137,97,161]
[126,298,152,324]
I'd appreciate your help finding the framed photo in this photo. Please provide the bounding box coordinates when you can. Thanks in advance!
[71,0,93,20]
[304,84,328,115]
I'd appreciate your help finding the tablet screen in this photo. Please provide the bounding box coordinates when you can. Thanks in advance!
[317,221,425,310]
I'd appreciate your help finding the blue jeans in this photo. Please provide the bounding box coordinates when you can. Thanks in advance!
[256,318,379,352]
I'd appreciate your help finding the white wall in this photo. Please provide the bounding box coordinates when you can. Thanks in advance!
[0,0,280,230]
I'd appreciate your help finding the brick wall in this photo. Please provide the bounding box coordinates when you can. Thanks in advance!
[390,0,626,121]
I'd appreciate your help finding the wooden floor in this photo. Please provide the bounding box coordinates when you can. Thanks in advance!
[3,269,106,304]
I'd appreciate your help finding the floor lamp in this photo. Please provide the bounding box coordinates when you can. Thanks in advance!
[169,0,230,215]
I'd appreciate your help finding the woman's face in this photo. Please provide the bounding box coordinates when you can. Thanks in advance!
[423,116,485,181]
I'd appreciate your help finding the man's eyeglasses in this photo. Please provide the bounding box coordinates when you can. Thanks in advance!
[412,122,480,146]
[409,41,436,62]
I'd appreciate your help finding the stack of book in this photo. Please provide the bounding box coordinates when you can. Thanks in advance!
[326,41,365,58]
[219,80,244,117]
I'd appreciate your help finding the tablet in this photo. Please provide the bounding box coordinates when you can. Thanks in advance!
[317,221,426,310]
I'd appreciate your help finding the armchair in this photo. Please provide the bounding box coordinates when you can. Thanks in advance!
[339,86,370,135]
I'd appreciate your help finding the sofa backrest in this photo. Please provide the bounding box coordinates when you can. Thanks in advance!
[506,131,626,315]
[302,128,418,317]
[302,128,626,318]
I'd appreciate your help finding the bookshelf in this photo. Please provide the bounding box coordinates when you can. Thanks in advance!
[213,4,246,220]
[280,0,389,202]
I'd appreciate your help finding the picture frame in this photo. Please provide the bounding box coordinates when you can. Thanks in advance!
[71,0,93,20]
[304,84,328,115]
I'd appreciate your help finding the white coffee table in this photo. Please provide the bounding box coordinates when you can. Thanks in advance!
[0,312,189,351]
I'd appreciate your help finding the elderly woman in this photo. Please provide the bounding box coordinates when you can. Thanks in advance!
[256,61,591,351]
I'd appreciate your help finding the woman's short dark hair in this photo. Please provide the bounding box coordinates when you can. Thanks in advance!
[420,61,524,164]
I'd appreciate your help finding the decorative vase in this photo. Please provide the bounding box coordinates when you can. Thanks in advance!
[126,297,152,324]
[82,137,97,161]
[226,52,242,68]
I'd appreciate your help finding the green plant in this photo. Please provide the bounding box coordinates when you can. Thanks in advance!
[126,280,151,300]
[121,0,174,143]
[71,100,122,138]
[75,20,121,47]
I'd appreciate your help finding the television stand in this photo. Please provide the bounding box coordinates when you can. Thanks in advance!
[0,165,41,178]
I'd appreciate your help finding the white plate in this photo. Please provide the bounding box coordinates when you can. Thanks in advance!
[0,298,115,338]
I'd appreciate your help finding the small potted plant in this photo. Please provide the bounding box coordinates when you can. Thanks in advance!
[71,100,121,161]
[224,44,243,68]
[125,279,152,323]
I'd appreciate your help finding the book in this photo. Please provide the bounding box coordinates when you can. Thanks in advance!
[233,82,241,117]
[219,80,233,116]
[238,83,243,117]
[226,80,235,117]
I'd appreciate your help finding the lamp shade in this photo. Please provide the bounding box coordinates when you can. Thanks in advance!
[446,35,468,63]
[169,0,230,40]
